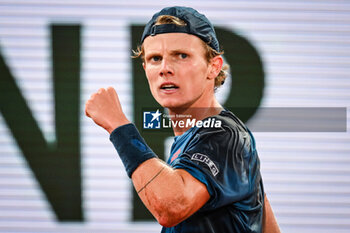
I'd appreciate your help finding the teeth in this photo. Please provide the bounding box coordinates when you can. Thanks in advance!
[161,84,178,89]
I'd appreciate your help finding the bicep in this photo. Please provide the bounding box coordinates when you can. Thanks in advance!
[175,169,211,213]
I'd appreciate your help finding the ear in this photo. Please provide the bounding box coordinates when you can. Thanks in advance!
[207,56,223,80]
[142,62,146,70]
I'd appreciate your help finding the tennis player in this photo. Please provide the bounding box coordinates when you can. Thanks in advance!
[85,6,280,233]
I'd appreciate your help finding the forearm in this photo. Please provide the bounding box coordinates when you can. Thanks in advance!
[131,158,167,193]
[132,158,184,225]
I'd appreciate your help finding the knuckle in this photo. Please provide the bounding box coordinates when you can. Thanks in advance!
[107,86,115,94]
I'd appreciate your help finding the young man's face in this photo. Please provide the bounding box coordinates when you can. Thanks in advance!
[142,33,215,109]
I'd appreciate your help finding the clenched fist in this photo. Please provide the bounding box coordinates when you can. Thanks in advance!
[85,87,130,134]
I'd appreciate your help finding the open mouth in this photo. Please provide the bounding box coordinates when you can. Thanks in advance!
[160,84,179,90]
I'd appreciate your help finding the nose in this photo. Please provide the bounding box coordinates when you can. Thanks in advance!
[159,57,174,77]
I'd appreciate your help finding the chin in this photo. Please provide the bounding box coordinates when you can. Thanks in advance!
[160,102,180,109]
[158,99,184,109]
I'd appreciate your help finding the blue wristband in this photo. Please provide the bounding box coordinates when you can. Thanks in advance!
[109,123,157,178]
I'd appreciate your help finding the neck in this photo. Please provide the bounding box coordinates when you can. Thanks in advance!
[168,98,223,136]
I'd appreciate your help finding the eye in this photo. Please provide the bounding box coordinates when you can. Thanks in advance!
[179,53,188,59]
[152,56,161,62]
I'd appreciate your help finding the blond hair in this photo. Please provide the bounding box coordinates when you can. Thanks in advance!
[133,15,229,89]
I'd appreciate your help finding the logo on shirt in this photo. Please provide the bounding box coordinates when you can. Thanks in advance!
[191,153,219,176]
[143,109,162,129]
[170,148,182,163]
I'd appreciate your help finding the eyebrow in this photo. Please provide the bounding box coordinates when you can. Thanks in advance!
[170,49,189,55]
[145,48,191,60]
[144,51,161,60]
